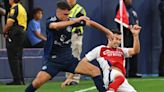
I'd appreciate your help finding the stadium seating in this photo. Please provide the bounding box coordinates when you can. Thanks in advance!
[0,48,65,82]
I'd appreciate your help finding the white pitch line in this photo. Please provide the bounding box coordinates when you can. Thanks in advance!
[74,86,96,92]
[129,78,164,81]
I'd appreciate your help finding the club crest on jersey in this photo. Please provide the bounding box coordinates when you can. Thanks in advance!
[103,49,111,56]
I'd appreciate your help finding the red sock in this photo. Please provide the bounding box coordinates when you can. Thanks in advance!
[108,76,125,92]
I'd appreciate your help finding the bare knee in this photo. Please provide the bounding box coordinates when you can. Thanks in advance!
[32,78,42,88]
[89,66,101,77]
[32,71,51,89]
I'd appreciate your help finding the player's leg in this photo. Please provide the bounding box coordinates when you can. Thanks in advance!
[25,71,51,92]
[117,79,136,92]
[75,59,106,92]
[107,69,125,92]
[25,62,60,92]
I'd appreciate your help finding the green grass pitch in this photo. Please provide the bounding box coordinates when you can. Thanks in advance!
[0,77,164,92]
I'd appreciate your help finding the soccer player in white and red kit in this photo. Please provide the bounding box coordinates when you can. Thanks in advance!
[83,25,141,92]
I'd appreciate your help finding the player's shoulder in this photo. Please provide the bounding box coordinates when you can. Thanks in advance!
[88,45,106,52]
[46,16,59,28]
[47,16,58,22]
[117,47,129,52]
[98,45,106,48]
[95,45,106,50]
[117,47,124,50]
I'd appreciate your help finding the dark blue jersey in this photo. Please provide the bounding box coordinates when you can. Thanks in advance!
[44,16,85,60]
[44,16,73,60]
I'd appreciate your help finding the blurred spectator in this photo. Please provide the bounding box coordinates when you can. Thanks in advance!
[159,0,164,76]
[0,2,5,34]
[0,2,6,16]
[124,0,140,77]
[116,0,140,77]
[3,0,27,85]
[64,0,86,85]
[26,8,46,48]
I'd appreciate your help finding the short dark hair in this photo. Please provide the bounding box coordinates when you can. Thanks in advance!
[57,0,71,10]
[14,0,20,3]
[111,29,122,35]
[32,8,43,17]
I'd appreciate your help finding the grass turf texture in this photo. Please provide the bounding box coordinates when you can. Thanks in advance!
[0,77,164,92]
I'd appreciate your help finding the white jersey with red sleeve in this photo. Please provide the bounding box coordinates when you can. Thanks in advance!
[86,45,130,75]
[100,46,130,76]
[85,45,130,88]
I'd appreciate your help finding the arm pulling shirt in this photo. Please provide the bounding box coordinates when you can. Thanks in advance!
[69,4,86,34]
[44,16,85,60]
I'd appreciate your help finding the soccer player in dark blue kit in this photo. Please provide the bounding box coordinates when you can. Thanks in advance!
[25,1,113,92]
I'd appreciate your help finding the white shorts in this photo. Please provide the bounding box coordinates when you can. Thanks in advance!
[104,69,137,92]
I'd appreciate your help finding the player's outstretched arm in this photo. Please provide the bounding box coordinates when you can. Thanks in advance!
[128,25,141,56]
[49,16,89,30]
[86,20,113,40]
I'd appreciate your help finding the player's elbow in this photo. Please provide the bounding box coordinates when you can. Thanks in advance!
[133,48,140,55]
[135,47,140,54]
[136,48,140,54]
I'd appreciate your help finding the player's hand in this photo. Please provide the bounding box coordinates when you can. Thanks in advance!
[75,16,90,23]
[129,25,141,36]
[106,30,113,41]
[61,79,73,88]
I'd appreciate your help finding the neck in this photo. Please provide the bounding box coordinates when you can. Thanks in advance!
[107,44,112,48]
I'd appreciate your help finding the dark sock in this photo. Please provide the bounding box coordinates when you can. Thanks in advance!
[92,75,106,92]
[25,84,36,92]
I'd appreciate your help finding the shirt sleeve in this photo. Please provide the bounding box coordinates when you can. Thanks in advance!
[31,21,40,32]
[85,46,102,61]
[122,48,131,58]
[69,17,86,27]
[46,16,58,29]
[8,6,18,21]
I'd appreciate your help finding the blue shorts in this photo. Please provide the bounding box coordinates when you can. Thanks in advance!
[41,55,79,78]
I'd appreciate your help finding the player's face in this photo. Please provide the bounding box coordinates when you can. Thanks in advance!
[35,11,43,20]
[67,0,76,7]
[56,9,69,21]
[111,34,121,48]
